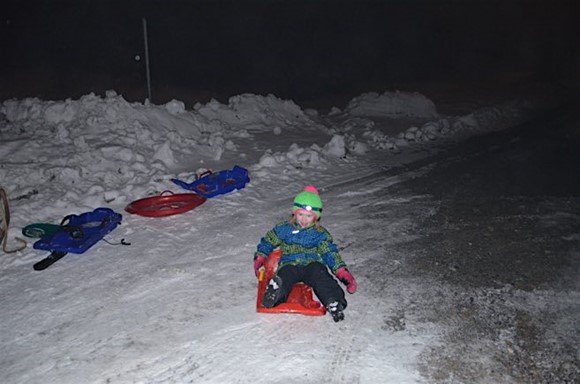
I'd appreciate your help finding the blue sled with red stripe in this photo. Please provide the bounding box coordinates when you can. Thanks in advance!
[33,208,122,254]
[171,165,250,198]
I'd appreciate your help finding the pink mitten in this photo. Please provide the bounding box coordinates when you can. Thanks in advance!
[336,267,357,294]
[253,255,267,278]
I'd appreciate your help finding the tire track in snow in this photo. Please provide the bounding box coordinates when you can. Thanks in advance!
[319,161,441,383]
[323,303,370,384]
[124,317,321,383]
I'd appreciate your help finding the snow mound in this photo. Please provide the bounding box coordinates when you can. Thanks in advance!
[194,93,315,130]
[345,91,438,118]
[395,101,527,143]
[0,89,538,225]
[0,92,230,216]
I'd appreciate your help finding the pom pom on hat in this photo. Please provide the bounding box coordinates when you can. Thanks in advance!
[303,185,319,194]
[292,185,323,219]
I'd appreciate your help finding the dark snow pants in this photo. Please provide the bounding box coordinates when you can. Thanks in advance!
[276,262,346,308]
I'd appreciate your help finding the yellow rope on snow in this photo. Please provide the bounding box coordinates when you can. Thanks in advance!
[1,188,27,253]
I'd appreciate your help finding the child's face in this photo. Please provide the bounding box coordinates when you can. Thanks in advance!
[295,210,316,228]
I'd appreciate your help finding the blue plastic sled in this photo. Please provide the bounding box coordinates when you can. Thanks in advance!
[171,165,250,198]
[33,208,122,254]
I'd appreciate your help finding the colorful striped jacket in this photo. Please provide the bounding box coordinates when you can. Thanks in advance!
[255,220,346,274]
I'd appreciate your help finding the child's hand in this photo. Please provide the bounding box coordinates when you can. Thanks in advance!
[336,267,357,294]
[254,255,267,278]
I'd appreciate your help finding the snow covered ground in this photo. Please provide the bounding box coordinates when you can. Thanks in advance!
[0,88,564,383]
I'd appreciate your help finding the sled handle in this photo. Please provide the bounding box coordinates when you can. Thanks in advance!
[196,170,213,180]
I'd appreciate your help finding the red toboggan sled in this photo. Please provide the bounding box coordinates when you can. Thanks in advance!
[256,249,326,316]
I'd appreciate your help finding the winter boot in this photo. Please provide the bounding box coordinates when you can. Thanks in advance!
[262,275,284,308]
[327,300,345,322]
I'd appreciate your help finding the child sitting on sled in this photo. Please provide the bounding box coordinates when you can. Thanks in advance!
[253,186,357,322]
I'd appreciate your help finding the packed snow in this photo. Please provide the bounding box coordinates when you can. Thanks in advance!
[0,89,543,383]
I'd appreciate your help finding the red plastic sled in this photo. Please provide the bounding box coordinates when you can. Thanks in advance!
[256,249,326,316]
[125,191,206,217]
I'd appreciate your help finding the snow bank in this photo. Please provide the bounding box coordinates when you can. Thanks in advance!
[344,91,438,118]
[0,89,536,224]
[194,93,314,130]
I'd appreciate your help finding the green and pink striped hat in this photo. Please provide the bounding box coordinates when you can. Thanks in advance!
[292,185,323,220]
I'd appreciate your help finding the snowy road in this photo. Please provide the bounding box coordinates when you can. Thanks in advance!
[385,99,580,383]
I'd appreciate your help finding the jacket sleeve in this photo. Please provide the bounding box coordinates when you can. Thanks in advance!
[318,229,347,273]
[254,225,282,260]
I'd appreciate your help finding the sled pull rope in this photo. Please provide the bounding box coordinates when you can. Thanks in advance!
[0,188,27,253]
[102,238,131,246]
[58,214,131,247]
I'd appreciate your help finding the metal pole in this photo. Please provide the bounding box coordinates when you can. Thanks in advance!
[142,18,152,102]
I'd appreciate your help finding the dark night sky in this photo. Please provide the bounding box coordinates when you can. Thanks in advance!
[1,0,578,106]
